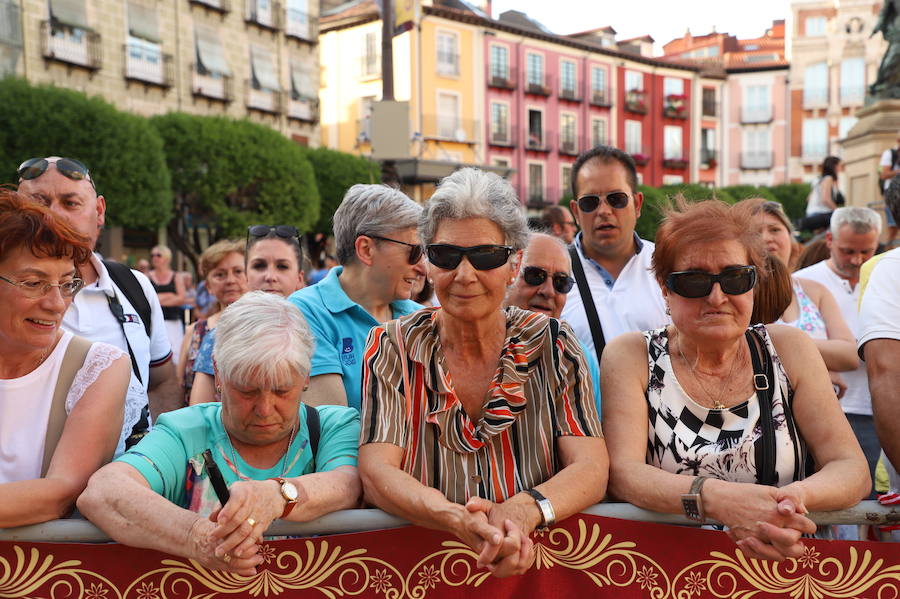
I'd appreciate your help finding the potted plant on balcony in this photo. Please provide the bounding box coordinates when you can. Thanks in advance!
[664,94,687,118]
[630,152,650,165]
[625,89,647,113]
[663,156,689,169]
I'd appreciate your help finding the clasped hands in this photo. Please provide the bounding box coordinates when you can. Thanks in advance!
[189,479,285,576]
[453,495,539,578]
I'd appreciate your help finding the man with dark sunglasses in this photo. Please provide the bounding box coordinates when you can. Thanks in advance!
[504,233,601,413]
[561,146,669,363]
[17,156,180,454]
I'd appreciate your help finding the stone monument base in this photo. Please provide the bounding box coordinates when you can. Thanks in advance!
[842,100,900,217]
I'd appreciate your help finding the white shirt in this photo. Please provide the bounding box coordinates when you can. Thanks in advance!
[795,260,870,415]
[859,248,900,349]
[0,332,125,482]
[561,237,670,358]
[881,148,899,191]
[62,254,172,455]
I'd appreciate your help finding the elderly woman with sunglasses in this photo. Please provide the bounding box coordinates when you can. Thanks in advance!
[602,199,868,562]
[289,185,425,411]
[190,226,306,405]
[0,189,130,527]
[358,169,607,578]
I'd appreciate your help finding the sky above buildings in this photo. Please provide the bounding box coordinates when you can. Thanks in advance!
[488,0,789,55]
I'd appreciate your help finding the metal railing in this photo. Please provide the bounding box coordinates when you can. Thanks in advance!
[663,155,689,168]
[41,20,101,70]
[487,67,516,90]
[558,133,580,156]
[663,95,689,119]
[525,128,554,152]
[589,88,612,107]
[285,9,317,42]
[421,114,478,143]
[488,127,517,147]
[625,89,647,114]
[191,67,234,102]
[123,44,173,87]
[5,502,895,542]
[701,148,717,165]
[287,95,318,122]
[246,0,282,30]
[189,0,231,13]
[245,81,283,114]
[559,85,581,102]
[741,106,773,124]
[524,73,552,96]
[628,147,650,165]
[741,151,774,169]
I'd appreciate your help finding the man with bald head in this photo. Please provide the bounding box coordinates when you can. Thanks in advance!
[505,232,601,412]
[17,156,179,455]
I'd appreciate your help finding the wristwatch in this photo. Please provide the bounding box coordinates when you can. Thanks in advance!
[681,476,709,523]
[525,488,556,530]
[272,477,299,519]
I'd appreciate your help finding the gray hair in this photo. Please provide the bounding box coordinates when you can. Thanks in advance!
[420,168,529,251]
[523,232,571,271]
[333,184,422,265]
[887,175,900,226]
[830,206,882,237]
[214,291,314,388]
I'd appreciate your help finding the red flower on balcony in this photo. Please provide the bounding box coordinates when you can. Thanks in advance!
[631,153,650,165]
[664,94,688,118]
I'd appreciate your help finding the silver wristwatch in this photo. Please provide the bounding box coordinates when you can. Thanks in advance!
[525,488,556,529]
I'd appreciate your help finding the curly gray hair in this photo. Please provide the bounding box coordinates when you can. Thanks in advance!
[420,168,529,251]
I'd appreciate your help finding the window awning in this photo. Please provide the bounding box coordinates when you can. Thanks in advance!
[290,61,313,96]
[251,46,280,91]
[50,0,90,30]
[127,1,160,44]
[195,26,231,76]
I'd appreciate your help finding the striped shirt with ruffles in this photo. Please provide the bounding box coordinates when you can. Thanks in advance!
[360,305,602,504]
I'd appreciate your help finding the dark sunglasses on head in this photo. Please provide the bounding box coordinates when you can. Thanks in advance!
[426,244,513,271]
[522,266,575,294]
[366,234,423,265]
[17,157,96,190]
[576,191,630,213]
[665,265,757,299]
[247,224,300,244]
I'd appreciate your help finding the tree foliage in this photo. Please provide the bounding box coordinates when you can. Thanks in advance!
[720,184,777,204]
[151,113,319,267]
[768,183,812,222]
[0,77,171,228]
[302,146,379,234]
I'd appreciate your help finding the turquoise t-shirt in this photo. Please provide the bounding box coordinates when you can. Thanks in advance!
[117,402,359,517]
[288,266,422,411]
[581,340,602,416]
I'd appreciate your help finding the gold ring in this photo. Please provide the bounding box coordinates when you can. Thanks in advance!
[222,553,231,563]
[247,517,257,527]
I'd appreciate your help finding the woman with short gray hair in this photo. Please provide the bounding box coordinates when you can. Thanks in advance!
[359,168,608,579]
[290,184,426,411]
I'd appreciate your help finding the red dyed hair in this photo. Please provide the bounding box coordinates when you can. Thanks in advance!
[0,187,93,265]
[652,196,767,287]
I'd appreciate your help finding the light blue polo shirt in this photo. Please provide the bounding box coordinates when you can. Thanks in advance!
[581,340,602,416]
[288,266,422,411]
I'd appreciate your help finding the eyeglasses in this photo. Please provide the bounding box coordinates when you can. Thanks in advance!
[522,266,575,294]
[17,157,96,190]
[365,235,424,265]
[426,244,514,271]
[0,275,85,299]
[665,266,757,299]
[576,192,630,213]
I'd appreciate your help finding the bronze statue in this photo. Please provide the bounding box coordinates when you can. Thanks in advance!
[869,0,900,101]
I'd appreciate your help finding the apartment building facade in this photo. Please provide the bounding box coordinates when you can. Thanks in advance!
[2,0,320,144]
[788,0,886,182]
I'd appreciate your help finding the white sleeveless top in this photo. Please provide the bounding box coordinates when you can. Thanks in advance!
[0,331,125,483]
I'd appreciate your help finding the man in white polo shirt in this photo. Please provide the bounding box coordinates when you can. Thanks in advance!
[561,145,668,364]
[795,206,881,496]
[17,156,180,456]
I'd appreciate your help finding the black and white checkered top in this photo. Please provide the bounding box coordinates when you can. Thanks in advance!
[643,325,807,486]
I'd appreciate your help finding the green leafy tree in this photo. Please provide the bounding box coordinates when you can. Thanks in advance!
[721,184,777,204]
[151,113,319,269]
[0,77,171,228]
[302,146,379,235]
[658,183,735,204]
[635,184,666,240]
[767,183,812,222]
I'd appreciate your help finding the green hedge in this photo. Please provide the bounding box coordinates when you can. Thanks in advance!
[302,146,380,235]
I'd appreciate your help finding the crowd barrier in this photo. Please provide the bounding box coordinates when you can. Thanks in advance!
[2,501,899,598]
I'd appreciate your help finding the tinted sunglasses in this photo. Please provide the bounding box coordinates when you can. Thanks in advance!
[247,225,300,244]
[665,265,757,299]
[426,244,513,271]
[367,234,424,265]
[17,157,96,190]
[576,191,630,212]
[522,266,574,294]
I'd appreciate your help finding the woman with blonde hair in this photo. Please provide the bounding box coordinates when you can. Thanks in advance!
[149,244,187,363]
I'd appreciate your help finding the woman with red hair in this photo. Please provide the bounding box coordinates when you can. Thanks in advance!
[0,188,130,527]
[602,198,868,562]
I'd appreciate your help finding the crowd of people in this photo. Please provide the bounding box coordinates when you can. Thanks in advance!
[2,144,899,577]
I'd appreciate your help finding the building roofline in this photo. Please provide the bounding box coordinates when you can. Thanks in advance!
[725,62,789,73]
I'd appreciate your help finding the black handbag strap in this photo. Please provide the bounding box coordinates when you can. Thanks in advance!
[305,403,320,466]
[568,245,606,365]
[746,328,777,487]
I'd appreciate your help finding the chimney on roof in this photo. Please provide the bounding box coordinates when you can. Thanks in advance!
[685,27,691,42]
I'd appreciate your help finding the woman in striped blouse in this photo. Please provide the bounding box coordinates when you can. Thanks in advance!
[359,168,608,578]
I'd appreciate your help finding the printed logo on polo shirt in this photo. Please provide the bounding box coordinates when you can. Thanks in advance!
[123,313,141,325]
[341,337,356,366]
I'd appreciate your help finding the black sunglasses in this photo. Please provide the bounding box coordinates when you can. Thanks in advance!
[247,225,300,244]
[426,244,513,271]
[17,157,96,190]
[665,266,757,299]
[522,266,575,294]
[366,234,424,265]
[576,191,630,212]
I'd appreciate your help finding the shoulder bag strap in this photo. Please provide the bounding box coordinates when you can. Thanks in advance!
[42,336,93,476]
[568,245,606,365]
[746,329,777,487]
[304,403,320,467]
[103,261,152,337]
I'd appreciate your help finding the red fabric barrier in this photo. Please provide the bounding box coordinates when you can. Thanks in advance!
[2,514,899,598]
